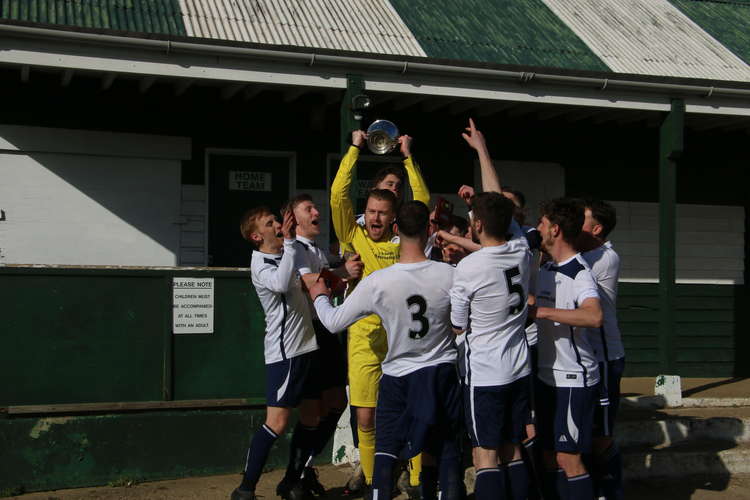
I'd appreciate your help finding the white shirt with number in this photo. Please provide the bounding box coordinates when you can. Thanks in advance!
[314,260,457,377]
[450,238,531,387]
[535,254,600,388]
[251,239,318,364]
[582,241,625,362]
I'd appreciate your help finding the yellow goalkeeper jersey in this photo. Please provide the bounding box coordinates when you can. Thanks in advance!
[331,145,430,329]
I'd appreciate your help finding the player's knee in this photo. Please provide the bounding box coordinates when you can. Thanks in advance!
[356,407,375,429]
[556,452,584,475]
[321,387,347,413]
[265,408,290,435]
[473,446,498,469]
[524,423,536,441]
[499,442,521,463]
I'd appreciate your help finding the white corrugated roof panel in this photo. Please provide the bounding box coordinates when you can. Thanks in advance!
[542,0,750,82]
[178,0,427,57]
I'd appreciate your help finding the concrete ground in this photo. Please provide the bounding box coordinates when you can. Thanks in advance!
[621,377,749,399]
[10,465,750,500]
[10,378,750,500]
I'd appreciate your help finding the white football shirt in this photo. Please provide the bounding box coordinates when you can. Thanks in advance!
[450,238,531,386]
[582,241,625,362]
[314,260,457,377]
[251,239,318,364]
[535,254,600,388]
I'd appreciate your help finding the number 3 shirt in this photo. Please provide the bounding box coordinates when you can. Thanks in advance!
[449,238,531,387]
[313,260,457,377]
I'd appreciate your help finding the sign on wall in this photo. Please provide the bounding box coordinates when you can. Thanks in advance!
[229,170,272,191]
[173,278,214,334]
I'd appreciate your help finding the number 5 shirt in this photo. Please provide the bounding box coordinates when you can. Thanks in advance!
[449,238,531,387]
[313,260,457,377]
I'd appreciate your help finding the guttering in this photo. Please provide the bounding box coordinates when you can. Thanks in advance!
[2,22,750,100]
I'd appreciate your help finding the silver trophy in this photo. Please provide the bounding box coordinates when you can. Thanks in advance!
[366,120,400,155]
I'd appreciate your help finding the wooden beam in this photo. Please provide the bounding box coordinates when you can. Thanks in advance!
[448,100,478,116]
[20,65,30,83]
[3,398,266,416]
[61,69,74,87]
[242,86,265,102]
[393,94,427,111]
[101,72,117,91]
[139,76,157,94]
[421,99,451,113]
[221,83,245,100]
[475,101,515,117]
[535,106,573,121]
[283,87,307,103]
[174,79,193,96]
[658,98,684,375]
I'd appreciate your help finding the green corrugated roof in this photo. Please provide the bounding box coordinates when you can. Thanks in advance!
[669,0,750,66]
[0,0,186,36]
[388,0,609,72]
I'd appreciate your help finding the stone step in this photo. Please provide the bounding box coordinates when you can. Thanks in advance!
[616,414,750,448]
[624,441,750,480]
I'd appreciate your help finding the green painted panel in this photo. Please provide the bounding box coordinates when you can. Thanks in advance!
[173,276,267,400]
[670,0,750,65]
[0,409,333,493]
[388,0,609,71]
[0,274,165,406]
[0,0,187,36]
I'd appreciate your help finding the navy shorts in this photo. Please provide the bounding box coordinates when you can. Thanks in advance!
[465,375,530,448]
[536,380,596,454]
[375,363,462,459]
[313,320,347,391]
[593,357,625,437]
[265,350,321,408]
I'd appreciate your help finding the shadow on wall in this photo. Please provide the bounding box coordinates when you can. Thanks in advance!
[0,125,189,266]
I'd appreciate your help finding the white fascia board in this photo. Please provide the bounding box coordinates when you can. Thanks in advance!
[685,98,750,118]
[0,40,347,89]
[366,78,672,112]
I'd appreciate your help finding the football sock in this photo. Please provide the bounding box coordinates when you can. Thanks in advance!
[505,459,529,500]
[567,473,593,500]
[420,465,438,500]
[438,441,463,500]
[315,408,344,455]
[523,438,542,500]
[599,444,624,500]
[284,423,318,482]
[475,467,504,500]
[557,469,571,500]
[239,424,278,492]
[358,425,376,485]
[409,454,422,487]
[372,452,397,500]
[543,469,561,500]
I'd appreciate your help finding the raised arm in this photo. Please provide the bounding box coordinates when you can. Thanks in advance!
[461,118,502,194]
[330,131,365,244]
[311,275,374,332]
[399,135,431,205]
[254,212,298,293]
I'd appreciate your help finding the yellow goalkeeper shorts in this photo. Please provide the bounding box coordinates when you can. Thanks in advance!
[348,316,387,408]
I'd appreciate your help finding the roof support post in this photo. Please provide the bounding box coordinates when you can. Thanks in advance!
[340,74,364,155]
[658,98,684,375]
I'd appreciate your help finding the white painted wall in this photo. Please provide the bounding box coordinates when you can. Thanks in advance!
[609,201,745,285]
[0,125,190,266]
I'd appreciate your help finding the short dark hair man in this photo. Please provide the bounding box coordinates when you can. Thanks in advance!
[533,197,603,500]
